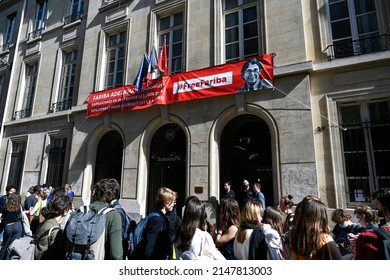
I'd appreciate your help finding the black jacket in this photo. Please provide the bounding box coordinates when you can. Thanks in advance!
[131,209,171,260]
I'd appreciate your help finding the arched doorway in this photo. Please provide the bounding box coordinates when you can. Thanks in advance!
[220,115,273,207]
[148,124,186,217]
[94,130,123,184]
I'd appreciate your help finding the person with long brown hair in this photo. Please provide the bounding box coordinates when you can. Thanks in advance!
[0,193,24,259]
[173,196,225,260]
[289,195,342,260]
[215,198,240,259]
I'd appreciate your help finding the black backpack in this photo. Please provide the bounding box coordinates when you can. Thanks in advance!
[373,227,390,260]
[65,206,115,260]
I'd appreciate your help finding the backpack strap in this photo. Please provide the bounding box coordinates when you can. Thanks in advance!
[32,226,60,245]
[374,227,390,240]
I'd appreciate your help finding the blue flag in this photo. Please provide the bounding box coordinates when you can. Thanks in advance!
[133,53,150,92]
[149,46,158,73]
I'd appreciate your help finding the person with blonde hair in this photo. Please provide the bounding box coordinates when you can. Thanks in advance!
[289,196,342,260]
[233,200,282,260]
[131,187,176,260]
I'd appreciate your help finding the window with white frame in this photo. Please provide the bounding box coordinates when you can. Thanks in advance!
[34,0,48,31]
[223,0,262,62]
[54,50,77,112]
[339,100,390,204]
[105,30,126,89]
[46,137,67,188]
[5,12,17,45]
[328,0,381,59]
[7,140,26,191]
[158,11,184,75]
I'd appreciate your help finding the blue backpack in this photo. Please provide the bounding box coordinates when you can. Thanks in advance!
[128,212,159,257]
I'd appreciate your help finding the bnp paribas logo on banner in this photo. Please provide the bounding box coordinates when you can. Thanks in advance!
[172,72,233,94]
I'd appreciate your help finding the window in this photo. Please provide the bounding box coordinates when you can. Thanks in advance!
[5,12,17,44]
[339,100,390,204]
[7,141,26,191]
[223,0,261,62]
[105,31,126,89]
[14,63,38,119]
[46,137,67,188]
[158,11,184,75]
[64,0,84,24]
[328,0,381,58]
[28,0,48,39]
[53,50,77,112]
[34,0,48,31]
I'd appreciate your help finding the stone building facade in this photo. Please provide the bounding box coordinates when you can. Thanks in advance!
[0,0,389,221]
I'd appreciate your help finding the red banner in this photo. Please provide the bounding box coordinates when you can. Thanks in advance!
[87,54,273,117]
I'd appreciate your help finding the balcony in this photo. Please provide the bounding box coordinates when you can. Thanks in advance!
[50,98,72,112]
[27,28,44,41]
[12,107,32,120]
[0,43,10,53]
[64,12,83,26]
[323,33,390,60]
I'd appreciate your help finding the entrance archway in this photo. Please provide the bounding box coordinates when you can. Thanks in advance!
[94,130,123,184]
[220,115,273,208]
[148,124,186,217]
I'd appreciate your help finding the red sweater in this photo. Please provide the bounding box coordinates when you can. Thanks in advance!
[355,226,390,260]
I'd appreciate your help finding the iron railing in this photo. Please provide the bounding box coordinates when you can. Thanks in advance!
[12,107,31,120]
[27,28,44,40]
[51,98,72,112]
[64,12,83,25]
[323,33,390,60]
[0,43,10,53]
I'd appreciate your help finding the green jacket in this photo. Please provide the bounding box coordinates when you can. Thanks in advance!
[34,217,61,260]
[84,201,123,260]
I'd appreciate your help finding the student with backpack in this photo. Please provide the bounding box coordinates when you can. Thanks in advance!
[33,191,72,259]
[63,178,123,260]
[130,187,176,260]
[109,178,136,259]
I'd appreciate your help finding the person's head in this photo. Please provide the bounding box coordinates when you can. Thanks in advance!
[252,182,261,193]
[241,58,262,86]
[219,198,240,231]
[290,196,330,257]
[176,196,206,251]
[5,185,16,195]
[264,206,284,237]
[155,187,177,213]
[6,193,21,212]
[64,183,72,191]
[331,208,352,227]
[280,194,294,213]
[241,200,263,227]
[354,204,378,227]
[27,186,35,195]
[91,178,117,203]
[41,191,72,220]
[236,200,263,243]
[372,188,390,221]
[223,181,231,192]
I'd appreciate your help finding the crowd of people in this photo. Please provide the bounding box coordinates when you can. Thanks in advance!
[0,178,389,260]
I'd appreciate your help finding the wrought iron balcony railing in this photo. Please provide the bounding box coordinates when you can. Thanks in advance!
[51,98,72,112]
[13,107,32,120]
[64,12,83,25]
[323,33,390,60]
[27,28,44,41]
[0,43,10,53]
